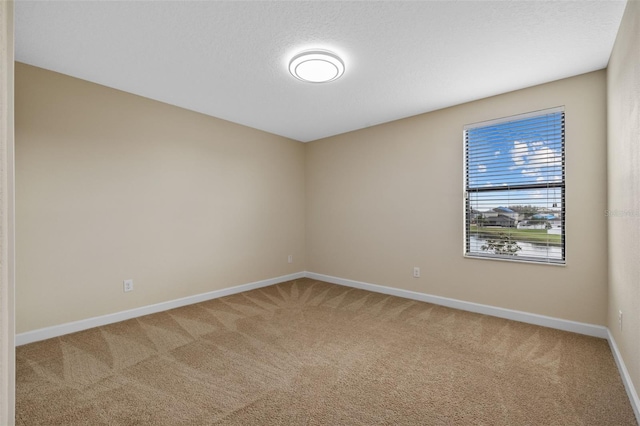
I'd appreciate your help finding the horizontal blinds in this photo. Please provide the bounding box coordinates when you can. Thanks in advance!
[464,109,565,264]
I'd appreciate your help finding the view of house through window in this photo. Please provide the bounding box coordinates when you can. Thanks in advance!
[464,107,565,264]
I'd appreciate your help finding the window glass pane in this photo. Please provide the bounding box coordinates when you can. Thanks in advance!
[464,109,565,264]
[467,188,563,262]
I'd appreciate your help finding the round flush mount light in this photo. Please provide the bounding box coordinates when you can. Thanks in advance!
[289,50,345,83]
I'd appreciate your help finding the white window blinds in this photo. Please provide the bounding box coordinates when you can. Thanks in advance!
[464,107,565,264]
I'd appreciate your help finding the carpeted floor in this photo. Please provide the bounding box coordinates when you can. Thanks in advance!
[16,278,636,425]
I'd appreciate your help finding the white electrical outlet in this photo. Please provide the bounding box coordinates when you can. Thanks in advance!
[619,310,623,330]
[288,255,293,264]
[123,279,134,292]
[413,267,420,278]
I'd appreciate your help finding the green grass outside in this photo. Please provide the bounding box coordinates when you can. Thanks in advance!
[469,225,562,245]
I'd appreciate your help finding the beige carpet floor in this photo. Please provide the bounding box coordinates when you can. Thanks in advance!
[16,278,636,425]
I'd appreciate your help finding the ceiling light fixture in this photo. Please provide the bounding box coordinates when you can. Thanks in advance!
[289,50,345,83]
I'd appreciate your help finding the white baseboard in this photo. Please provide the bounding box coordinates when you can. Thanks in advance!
[15,270,639,422]
[607,329,640,424]
[15,272,305,346]
[305,272,609,338]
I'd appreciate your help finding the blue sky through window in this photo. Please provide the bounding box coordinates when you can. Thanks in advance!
[466,112,563,212]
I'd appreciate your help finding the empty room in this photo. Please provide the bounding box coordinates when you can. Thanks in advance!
[1,0,639,424]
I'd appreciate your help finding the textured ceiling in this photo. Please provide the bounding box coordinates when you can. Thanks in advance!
[15,1,627,142]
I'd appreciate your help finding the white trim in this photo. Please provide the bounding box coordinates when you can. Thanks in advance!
[463,105,565,130]
[607,329,640,424]
[463,253,566,267]
[16,270,639,422]
[305,272,608,339]
[15,272,305,346]
[0,1,15,423]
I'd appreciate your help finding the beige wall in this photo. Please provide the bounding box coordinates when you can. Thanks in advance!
[607,0,640,408]
[15,63,306,333]
[14,54,612,332]
[307,71,608,325]
[16,64,609,332]
[1,1,15,424]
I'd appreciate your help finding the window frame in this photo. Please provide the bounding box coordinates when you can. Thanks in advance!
[463,107,566,265]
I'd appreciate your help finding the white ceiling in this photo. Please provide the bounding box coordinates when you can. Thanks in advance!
[15,1,627,142]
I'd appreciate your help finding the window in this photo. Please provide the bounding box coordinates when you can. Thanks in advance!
[464,107,565,264]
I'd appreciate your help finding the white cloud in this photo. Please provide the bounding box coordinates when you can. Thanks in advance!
[494,150,501,156]
[521,168,541,176]
[478,164,486,173]
[511,141,528,166]
[531,141,545,147]
[529,147,562,167]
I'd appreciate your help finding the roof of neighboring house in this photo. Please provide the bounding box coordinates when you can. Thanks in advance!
[532,213,557,220]
[493,206,516,213]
